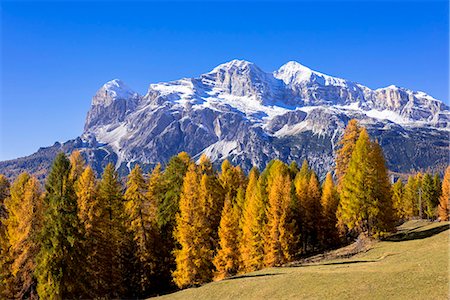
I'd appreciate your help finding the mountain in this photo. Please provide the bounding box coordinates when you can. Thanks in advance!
[1,60,448,180]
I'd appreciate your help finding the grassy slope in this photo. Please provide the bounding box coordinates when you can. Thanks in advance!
[155,221,449,300]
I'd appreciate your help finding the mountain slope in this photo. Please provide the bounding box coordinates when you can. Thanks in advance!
[1,60,448,180]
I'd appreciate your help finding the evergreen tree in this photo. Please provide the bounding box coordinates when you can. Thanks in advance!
[213,194,240,280]
[335,119,361,187]
[35,153,85,299]
[157,153,190,293]
[173,163,213,288]
[438,166,450,221]
[422,173,436,220]
[239,168,265,272]
[320,172,340,248]
[264,171,295,266]
[337,129,395,237]
[97,163,127,298]
[4,176,42,299]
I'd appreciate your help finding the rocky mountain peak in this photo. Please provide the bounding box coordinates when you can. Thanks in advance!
[92,79,139,107]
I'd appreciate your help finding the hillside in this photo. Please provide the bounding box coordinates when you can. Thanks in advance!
[154,220,449,300]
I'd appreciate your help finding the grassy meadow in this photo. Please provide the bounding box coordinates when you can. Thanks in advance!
[155,220,449,300]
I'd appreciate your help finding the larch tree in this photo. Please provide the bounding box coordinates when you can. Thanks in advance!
[438,166,450,221]
[35,153,86,299]
[392,179,406,220]
[4,174,43,299]
[0,174,14,299]
[173,163,213,288]
[198,155,225,247]
[335,119,361,187]
[403,175,418,218]
[264,171,296,267]
[320,172,340,248]
[213,193,240,280]
[0,175,12,298]
[69,150,85,182]
[97,163,127,298]
[337,129,394,237]
[305,171,322,250]
[293,160,310,252]
[74,166,107,298]
[124,164,159,297]
[239,168,265,272]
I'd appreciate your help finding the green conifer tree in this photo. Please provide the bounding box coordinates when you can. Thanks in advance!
[35,153,86,299]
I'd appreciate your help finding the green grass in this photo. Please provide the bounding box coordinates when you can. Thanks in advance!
[155,221,449,300]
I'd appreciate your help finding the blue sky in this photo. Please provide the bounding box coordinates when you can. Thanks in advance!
[1,0,448,161]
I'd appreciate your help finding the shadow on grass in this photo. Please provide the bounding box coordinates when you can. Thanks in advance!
[298,259,379,268]
[224,273,284,281]
[384,223,450,242]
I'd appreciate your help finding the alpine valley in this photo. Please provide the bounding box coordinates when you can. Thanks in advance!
[1,60,449,180]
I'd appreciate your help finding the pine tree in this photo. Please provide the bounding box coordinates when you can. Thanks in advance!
[157,153,190,293]
[213,194,240,280]
[173,163,213,288]
[4,176,42,299]
[35,153,85,299]
[320,172,340,248]
[337,129,395,237]
[97,163,127,298]
[422,173,436,220]
[239,168,265,272]
[438,166,450,221]
[264,171,295,266]
[335,119,361,187]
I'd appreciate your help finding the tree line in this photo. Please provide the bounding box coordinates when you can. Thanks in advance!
[0,120,449,299]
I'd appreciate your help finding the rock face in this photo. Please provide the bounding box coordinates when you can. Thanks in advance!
[1,59,449,180]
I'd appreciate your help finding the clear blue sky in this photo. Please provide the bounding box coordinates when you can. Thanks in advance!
[1,0,448,161]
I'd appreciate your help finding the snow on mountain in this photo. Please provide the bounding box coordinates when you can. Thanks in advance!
[1,59,448,181]
[79,59,449,174]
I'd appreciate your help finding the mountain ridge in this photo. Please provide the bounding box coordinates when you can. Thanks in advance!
[1,59,448,180]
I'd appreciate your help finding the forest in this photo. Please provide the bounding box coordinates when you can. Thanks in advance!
[0,120,449,299]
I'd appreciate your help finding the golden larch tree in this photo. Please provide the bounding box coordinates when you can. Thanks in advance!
[213,194,240,280]
[438,166,450,221]
[173,163,213,288]
[239,168,265,272]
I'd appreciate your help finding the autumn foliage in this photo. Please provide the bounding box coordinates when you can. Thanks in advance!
[0,119,447,298]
